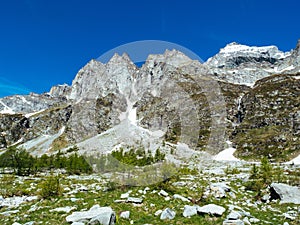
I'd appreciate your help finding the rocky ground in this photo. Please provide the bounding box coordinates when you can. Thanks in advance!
[0,160,299,225]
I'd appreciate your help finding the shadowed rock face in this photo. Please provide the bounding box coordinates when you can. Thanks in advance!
[233,74,300,161]
[0,41,299,161]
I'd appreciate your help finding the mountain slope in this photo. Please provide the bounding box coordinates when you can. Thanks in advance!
[0,40,299,163]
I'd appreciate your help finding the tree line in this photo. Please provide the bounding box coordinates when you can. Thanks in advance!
[0,146,92,176]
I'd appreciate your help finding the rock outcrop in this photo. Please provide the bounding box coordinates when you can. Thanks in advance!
[270,183,300,204]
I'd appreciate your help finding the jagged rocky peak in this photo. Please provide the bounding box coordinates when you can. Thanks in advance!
[67,54,138,101]
[108,52,135,65]
[288,39,300,65]
[49,84,71,98]
[144,49,194,68]
[206,42,290,68]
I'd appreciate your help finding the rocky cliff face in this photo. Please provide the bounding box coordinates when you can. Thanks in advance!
[0,40,299,162]
[233,74,300,161]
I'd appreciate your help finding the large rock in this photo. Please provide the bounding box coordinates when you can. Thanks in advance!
[197,204,226,216]
[227,211,242,220]
[160,208,176,220]
[120,211,130,219]
[66,205,116,225]
[173,194,190,202]
[183,205,198,217]
[126,197,143,204]
[270,183,300,204]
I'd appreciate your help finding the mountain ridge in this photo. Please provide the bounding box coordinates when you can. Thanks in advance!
[0,40,299,163]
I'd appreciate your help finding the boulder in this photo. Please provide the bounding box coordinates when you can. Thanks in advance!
[158,190,169,197]
[120,211,130,219]
[66,205,116,225]
[249,218,260,223]
[173,194,190,202]
[227,211,242,220]
[197,204,226,216]
[154,209,162,216]
[243,217,251,225]
[160,208,176,220]
[120,193,129,199]
[50,206,75,213]
[270,183,300,204]
[211,182,231,192]
[126,197,143,204]
[183,205,198,217]
[88,213,116,225]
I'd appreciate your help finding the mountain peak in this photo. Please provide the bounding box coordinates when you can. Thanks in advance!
[108,52,134,65]
[144,49,193,68]
[219,42,284,57]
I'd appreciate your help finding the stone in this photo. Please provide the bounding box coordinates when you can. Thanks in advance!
[210,185,226,198]
[270,183,300,204]
[283,211,297,220]
[50,206,75,213]
[211,182,231,192]
[0,210,19,216]
[223,219,245,225]
[249,218,260,223]
[228,192,236,199]
[24,222,35,225]
[172,181,187,187]
[66,205,115,225]
[154,210,162,216]
[182,205,198,217]
[227,211,242,220]
[261,194,270,202]
[88,213,116,225]
[70,198,80,202]
[160,208,176,220]
[158,190,169,197]
[173,194,190,202]
[126,197,143,204]
[120,211,130,219]
[243,217,251,225]
[164,196,171,201]
[197,204,226,216]
[121,193,129,199]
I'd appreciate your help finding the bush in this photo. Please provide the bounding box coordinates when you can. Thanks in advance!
[225,165,240,175]
[39,175,62,199]
[246,157,284,197]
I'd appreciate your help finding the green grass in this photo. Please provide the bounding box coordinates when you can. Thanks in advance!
[0,163,299,225]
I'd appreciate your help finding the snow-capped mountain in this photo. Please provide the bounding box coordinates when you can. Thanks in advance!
[0,40,299,162]
[205,42,296,86]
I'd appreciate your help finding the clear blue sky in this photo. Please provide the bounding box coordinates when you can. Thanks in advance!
[0,0,300,97]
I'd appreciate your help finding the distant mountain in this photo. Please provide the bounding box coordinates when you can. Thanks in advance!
[0,40,299,162]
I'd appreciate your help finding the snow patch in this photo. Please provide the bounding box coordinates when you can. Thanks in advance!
[285,154,300,165]
[20,96,30,104]
[278,65,295,72]
[213,141,240,161]
[25,109,46,118]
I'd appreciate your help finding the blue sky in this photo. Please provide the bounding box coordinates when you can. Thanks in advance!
[0,0,300,97]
